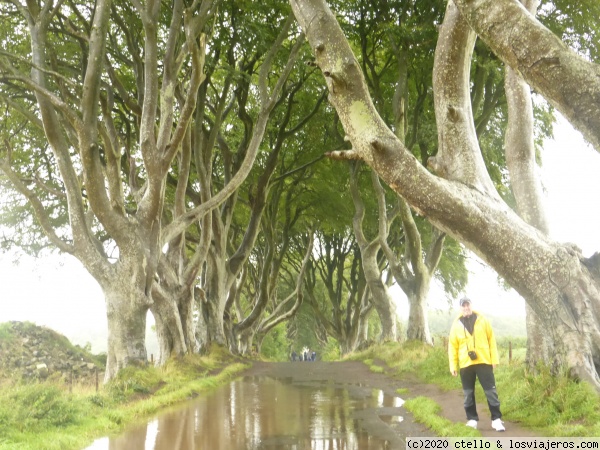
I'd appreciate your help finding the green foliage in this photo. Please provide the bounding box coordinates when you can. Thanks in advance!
[104,365,162,402]
[260,323,290,361]
[290,302,324,353]
[361,357,387,373]
[539,0,600,63]
[320,338,342,361]
[498,364,600,435]
[0,383,83,434]
[0,350,249,450]
[0,323,14,342]
[429,236,469,298]
[349,341,600,437]
[405,397,479,438]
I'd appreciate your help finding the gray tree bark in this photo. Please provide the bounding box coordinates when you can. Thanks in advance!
[451,0,600,151]
[503,0,554,371]
[183,18,305,350]
[306,233,370,354]
[349,165,397,342]
[290,0,600,388]
[102,261,152,381]
[0,0,224,380]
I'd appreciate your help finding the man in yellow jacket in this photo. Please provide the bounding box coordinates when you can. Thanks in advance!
[448,297,505,432]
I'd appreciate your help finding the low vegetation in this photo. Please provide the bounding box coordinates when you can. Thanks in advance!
[404,396,479,438]
[0,326,249,450]
[3,320,600,448]
[346,339,600,437]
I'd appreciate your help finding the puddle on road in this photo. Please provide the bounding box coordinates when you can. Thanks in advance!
[85,376,405,449]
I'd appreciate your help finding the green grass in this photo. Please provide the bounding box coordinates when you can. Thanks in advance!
[405,396,479,437]
[346,340,600,437]
[498,364,600,435]
[4,337,600,447]
[0,347,250,450]
[362,358,385,373]
[0,323,14,341]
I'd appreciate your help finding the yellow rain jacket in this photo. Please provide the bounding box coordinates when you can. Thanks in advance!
[448,311,499,373]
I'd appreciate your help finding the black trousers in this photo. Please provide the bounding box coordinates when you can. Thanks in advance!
[459,363,502,421]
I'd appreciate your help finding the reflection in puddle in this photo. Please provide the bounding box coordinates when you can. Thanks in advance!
[85,377,405,449]
[375,389,404,408]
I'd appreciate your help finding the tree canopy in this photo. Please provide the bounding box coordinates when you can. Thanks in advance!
[291,0,600,388]
[1,0,599,386]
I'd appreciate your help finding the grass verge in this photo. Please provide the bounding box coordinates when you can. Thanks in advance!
[404,397,479,437]
[346,341,600,437]
[0,346,250,450]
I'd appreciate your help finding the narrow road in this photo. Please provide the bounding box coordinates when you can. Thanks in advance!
[244,360,436,447]
[243,360,538,441]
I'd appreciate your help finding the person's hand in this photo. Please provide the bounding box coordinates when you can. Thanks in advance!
[492,364,497,370]
[451,370,457,377]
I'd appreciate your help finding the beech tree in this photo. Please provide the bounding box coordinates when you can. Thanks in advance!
[304,230,375,354]
[226,164,315,354]
[329,0,471,345]
[236,231,315,354]
[348,164,397,341]
[501,0,553,369]
[3,0,598,382]
[0,0,305,380]
[290,0,600,388]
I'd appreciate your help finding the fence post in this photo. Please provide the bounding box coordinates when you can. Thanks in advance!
[509,341,512,363]
[95,367,99,393]
[69,369,73,393]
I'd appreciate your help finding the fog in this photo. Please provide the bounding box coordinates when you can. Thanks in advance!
[1,114,599,353]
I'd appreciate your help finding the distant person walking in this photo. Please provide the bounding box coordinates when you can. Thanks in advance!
[291,350,297,362]
[302,346,309,362]
[448,297,505,432]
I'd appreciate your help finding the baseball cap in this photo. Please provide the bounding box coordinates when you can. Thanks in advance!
[459,297,471,306]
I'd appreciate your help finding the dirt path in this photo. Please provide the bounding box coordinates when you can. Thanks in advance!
[395,371,538,438]
[243,360,538,443]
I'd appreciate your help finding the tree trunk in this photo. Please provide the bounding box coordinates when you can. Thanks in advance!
[178,292,198,354]
[406,291,433,345]
[195,291,210,353]
[150,292,187,366]
[255,334,265,355]
[349,165,397,342]
[350,309,370,353]
[525,302,554,369]
[103,286,149,382]
[238,329,254,356]
[350,309,373,354]
[290,0,600,389]
[451,0,600,151]
[503,0,553,371]
[201,296,227,347]
[201,249,229,348]
[339,340,355,356]
[367,282,397,342]
[358,311,369,344]
[385,195,444,346]
[338,309,361,355]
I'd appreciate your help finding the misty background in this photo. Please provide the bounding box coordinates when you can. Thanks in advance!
[1,114,599,355]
